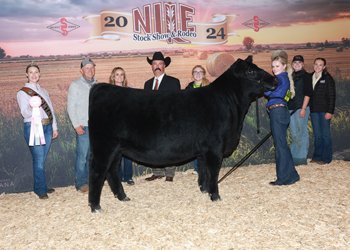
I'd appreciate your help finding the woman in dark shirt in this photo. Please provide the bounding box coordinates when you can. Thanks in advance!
[309,58,336,164]
[288,55,313,166]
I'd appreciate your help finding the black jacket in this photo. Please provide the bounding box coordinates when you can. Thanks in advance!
[144,74,181,90]
[185,81,202,90]
[309,71,336,114]
[288,69,313,111]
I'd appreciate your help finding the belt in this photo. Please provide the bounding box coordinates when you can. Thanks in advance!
[268,103,287,110]
[42,118,50,125]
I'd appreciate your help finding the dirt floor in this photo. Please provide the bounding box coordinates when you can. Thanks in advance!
[1,160,349,249]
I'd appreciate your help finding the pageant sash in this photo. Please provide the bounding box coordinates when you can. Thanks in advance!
[21,87,53,124]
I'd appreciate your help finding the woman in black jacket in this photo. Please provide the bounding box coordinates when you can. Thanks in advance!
[288,55,313,166]
[310,58,336,164]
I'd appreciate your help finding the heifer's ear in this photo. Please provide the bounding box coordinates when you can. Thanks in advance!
[245,55,253,63]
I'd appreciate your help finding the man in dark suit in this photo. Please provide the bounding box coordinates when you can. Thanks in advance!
[144,52,181,182]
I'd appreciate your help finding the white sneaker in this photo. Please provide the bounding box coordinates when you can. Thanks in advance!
[192,170,198,175]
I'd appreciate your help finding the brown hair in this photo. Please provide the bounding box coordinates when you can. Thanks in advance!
[26,61,40,73]
[314,57,326,65]
[191,65,210,86]
[272,56,295,99]
[314,58,327,72]
[109,67,128,87]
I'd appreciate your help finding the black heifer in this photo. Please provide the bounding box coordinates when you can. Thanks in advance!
[88,56,278,212]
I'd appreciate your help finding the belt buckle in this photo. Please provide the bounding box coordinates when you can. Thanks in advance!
[42,118,50,125]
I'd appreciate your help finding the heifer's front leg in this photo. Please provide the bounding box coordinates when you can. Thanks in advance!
[89,154,109,213]
[203,151,222,201]
[106,153,130,201]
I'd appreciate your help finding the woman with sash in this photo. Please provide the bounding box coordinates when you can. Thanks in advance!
[17,62,58,199]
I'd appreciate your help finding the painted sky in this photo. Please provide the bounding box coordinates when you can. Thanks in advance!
[0,0,349,56]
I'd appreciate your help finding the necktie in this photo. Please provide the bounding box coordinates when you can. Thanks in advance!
[154,78,159,90]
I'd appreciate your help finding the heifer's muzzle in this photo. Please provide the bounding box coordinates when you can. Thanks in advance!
[260,72,278,91]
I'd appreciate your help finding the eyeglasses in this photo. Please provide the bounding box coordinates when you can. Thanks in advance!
[193,71,204,75]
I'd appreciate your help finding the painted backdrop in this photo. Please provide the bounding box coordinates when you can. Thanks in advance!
[1,0,350,193]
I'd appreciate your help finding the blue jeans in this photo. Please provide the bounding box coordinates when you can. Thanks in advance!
[75,126,90,190]
[310,112,332,163]
[269,106,300,184]
[289,107,310,165]
[194,159,198,171]
[120,157,133,181]
[24,122,52,196]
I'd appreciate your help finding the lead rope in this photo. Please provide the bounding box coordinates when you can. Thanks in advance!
[218,106,300,184]
[256,96,260,134]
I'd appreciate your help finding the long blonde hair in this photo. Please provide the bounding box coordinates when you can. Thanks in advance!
[109,67,128,87]
[191,65,210,87]
[272,56,295,99]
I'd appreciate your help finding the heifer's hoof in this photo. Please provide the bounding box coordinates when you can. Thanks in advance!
[122,196,130,201]
[199,186,208,193]
[114,195,130,201]
[90,205,103,213]
[210,194,221,202]
[92,208,104,213]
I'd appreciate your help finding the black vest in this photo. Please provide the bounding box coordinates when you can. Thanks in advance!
[288,69,306,110]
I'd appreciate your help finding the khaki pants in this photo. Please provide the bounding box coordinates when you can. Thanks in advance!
[152,166,175,177]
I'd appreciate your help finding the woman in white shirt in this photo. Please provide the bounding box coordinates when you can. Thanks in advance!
[17,62,58,199]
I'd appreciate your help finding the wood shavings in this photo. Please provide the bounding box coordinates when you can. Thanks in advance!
[1,160,349,249]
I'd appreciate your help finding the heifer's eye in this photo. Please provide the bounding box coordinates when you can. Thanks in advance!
[248,69,255,75]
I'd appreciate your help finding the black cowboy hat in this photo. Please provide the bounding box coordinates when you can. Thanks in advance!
[147,52,171,67]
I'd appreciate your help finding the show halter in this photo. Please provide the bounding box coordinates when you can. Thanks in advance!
[29,96,46,146]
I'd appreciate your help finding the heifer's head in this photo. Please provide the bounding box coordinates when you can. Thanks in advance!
[231,56,278,96]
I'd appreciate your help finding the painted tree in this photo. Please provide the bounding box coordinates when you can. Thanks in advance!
[243,37,254,50]
[342,37,350,46]
[0,47,5,59]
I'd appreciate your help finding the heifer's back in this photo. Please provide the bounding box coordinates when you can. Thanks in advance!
[88,56,277,212]
[89,80,228,166]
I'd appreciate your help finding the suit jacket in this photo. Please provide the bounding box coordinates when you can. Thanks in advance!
[144,74,181,90]
[143,73,180,175]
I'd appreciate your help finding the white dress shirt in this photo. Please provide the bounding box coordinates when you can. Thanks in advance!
[152,73,165,90]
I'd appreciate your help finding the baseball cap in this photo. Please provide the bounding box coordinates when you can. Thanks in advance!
[81,58,96,68]
[292,55,304,63]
